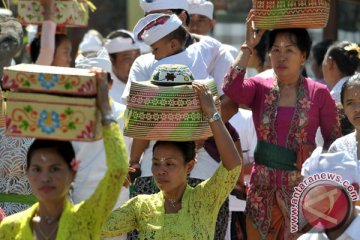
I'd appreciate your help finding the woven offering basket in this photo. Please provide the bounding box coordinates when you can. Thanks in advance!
[124,79,220,141]
[251,0,331,29]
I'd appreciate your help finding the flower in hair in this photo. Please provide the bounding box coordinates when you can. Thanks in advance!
[344,43,360,58]
[70,159,80,171]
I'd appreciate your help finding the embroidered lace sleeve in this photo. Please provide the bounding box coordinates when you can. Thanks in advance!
[101,197,139,237]
[67,123,129,237]
[195,163,240,210]
[318,88,342,149]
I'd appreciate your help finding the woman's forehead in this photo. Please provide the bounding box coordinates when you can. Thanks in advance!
[274,33,297,45]
[29,149,65,165]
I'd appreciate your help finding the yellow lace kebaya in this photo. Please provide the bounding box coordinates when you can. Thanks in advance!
[101,163,240,239]
[0,123,129,240]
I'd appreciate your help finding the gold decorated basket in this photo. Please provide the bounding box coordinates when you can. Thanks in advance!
[18,0,96,27]
[251,0,331,29]
[3,64,96,96]
[4,92,101,141]
[2,64,101,141]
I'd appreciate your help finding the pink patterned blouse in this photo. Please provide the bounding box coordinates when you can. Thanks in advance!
[223,69,340,150]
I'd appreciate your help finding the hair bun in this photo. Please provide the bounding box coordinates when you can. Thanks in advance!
[344,43,360,59]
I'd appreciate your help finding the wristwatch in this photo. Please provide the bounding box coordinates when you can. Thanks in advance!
[208,112,221,123]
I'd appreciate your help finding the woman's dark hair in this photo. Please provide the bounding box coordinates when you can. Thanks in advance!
[339,73,360,134]
[105,30,137,61]
[163,25,189,49]
[30,34,69,63]
[255,30,270,66]
[340,73,360,105]
[268,28,312,59]
[326,41,360,76]
[312,39,335,66]
[170,9,190,26]
[338,107,355,135]
[26,139,75,170]
[153,141,196,163]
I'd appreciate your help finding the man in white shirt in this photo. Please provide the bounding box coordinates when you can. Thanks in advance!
[187,0,238,58]
[104,30,141,103]
[122,0,234,102]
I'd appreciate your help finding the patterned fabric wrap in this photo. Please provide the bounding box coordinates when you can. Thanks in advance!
[246,164,303,240]
[0,126,33,216]
[3,64,97,96]
[4,92,101,141]
[18,0,91,27]
[124,79,220,141]
[251,0,331,29]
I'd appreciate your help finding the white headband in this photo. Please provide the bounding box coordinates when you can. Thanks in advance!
[139,0,188,13]
[104,37,140,54]
[133,14,182,46]
[188,0,214,20]
[75,47,112,73]
[0,8,12,17]
[78,32,103,53]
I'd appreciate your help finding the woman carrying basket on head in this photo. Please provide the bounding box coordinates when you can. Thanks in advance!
[221,13,341,239]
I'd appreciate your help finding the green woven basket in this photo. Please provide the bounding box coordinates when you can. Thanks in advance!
[252,0,331,29]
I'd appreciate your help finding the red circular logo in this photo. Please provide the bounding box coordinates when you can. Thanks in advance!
[301,182,351,231]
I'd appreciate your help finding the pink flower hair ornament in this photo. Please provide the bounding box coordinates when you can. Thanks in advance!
[70,158,80,172]
[0,207,6,222]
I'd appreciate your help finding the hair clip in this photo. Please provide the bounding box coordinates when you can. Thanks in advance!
[344,43,360,58]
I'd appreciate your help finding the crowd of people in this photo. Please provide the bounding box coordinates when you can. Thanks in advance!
[0,0,360,239]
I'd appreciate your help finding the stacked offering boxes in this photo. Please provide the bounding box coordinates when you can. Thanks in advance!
[2,64,101,141]
[18,0,91,27]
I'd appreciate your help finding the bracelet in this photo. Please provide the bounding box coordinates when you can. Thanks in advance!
[231,65,246,75]
[101,113,117,125]
[240,44,254,56]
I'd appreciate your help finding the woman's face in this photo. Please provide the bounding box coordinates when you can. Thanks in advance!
[270,33,306,80]
[27,149,75,203]
[52,39,72,67]
[151,143,194,193]
[343,85,360,131]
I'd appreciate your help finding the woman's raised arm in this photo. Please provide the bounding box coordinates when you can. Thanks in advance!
[193,82,242,170]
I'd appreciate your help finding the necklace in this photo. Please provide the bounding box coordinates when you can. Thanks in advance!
[167,198,178,208]
[33,214,59,225]
[33,221,59,240]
